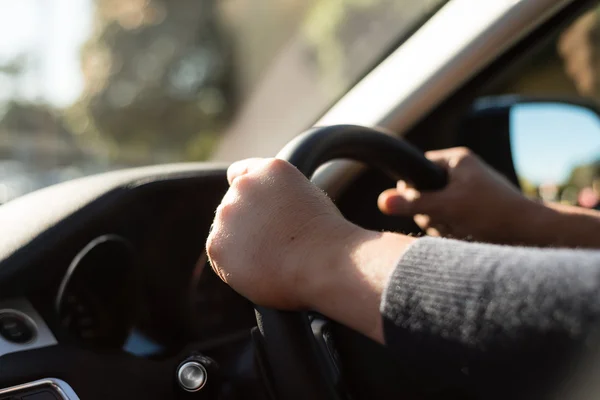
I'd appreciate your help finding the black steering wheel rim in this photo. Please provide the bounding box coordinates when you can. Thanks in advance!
[255,125,447,400]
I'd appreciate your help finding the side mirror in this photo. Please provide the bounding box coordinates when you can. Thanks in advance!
[460,96,600,208]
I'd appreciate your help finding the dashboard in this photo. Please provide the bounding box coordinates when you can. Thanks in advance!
[47,233,254,357]
[28,171,255,357]
[0,162,417,400]
[0,166,261,399]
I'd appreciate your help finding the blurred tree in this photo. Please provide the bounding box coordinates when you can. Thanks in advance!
[302,0,443,93]
[1,101,61,135]
[0,101,85,167]
[0,56,29,112]
[566,162,600,189]
[68,0,234,163]
[518,175,538,198]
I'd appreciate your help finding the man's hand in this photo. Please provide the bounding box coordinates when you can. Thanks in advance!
[206,158,359,310]
[378,147,538,244]
[206,158,414,342]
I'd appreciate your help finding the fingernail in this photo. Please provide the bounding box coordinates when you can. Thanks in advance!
[387,196,407,212]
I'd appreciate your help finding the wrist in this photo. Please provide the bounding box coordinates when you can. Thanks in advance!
[528,201,600,248]
[498,198,549,245]
[507,199,589,247]
[301,226,415,343]
[295,221,366,309]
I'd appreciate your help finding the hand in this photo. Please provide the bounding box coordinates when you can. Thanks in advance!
[206,158,360,310]
[206,158,414,342]
[377,147,538,244]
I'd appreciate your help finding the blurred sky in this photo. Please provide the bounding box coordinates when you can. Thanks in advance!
[0,0,92,107]
[511,103,600,185]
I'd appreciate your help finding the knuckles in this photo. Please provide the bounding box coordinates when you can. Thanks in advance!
[230,173,255,193]
[208,158,299,262]
[261,158,296,182]
[215,201,238,222]
[265,158,291,173]
[451,147,483,171]
[206,230,224,264]
[453,146,473,159]
[227,158,295,201]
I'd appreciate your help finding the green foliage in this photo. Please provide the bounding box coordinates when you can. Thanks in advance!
[301,0,445,95]
[518,175,538,198]
[67,0,233,163]
[566,162,600,189]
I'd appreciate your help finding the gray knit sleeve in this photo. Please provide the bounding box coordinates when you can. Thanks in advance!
[380,236,600,398]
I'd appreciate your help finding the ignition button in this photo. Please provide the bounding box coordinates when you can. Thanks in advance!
[177,361,207,392]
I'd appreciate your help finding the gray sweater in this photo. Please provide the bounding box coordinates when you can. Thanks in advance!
[381,237,600,399]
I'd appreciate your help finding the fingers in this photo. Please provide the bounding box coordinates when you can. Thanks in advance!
[414,214,445,237]
[378,148,469,217]
[378,181,435,216]
[422,150,451,168]
[413,213,430,228]
[424,147,473,169]
[378,188,415,215]
[227,158,266,185]
[378,189,448,235]
[378,189,405,215]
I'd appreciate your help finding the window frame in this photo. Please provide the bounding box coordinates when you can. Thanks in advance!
[313,0,591,196]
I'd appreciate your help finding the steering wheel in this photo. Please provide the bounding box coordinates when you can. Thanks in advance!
[255,125,448,400]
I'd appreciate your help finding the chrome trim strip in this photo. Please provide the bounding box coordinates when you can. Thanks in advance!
[0,298,57,357]
[0,378,80,399]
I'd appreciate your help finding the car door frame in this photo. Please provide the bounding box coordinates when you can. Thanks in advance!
[311,0,595,197]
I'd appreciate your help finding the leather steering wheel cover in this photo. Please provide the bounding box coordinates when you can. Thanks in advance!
[255,125,448,400]
[255,308,340,400]
[278,125,447,190]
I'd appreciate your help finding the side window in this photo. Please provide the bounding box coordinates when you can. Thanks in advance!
[501,7,600,102]
[489,6,600,209]
[0,1,448,205]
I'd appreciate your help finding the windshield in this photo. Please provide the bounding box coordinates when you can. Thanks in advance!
[0,0,448,203]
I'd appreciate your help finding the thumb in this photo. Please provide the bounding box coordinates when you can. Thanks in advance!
[227,158,267,185]
[378,181,438,216]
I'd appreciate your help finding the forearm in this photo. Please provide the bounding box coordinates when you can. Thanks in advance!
[304,228,414,343]
[513,200,600,248]
[382,237,600,397]
[306,231,600,397]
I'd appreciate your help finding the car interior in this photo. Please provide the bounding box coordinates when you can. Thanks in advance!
[1,0,600,399]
